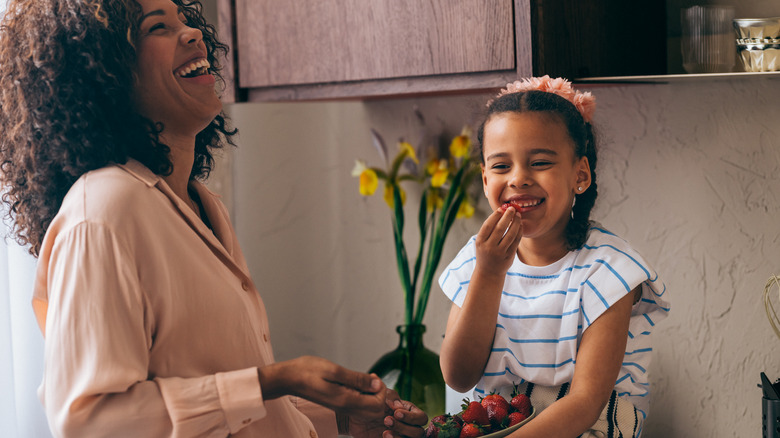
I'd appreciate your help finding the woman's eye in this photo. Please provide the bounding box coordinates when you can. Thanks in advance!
[149,23,165,32]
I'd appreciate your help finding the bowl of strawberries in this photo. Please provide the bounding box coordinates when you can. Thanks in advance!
[424,391,535,438]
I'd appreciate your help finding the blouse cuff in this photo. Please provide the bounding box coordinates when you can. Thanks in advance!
[215,367,266,433]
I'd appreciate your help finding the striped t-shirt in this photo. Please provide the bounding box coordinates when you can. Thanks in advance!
[438,224,669,420]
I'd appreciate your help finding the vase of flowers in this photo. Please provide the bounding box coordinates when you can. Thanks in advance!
[352,120,480,417]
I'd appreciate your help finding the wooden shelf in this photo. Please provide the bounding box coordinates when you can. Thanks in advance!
[575,71,780,84]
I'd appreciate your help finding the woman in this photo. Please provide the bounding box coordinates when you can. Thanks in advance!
[0,0,426,436]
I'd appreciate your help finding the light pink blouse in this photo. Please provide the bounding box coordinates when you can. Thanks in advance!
[32,159,337,437]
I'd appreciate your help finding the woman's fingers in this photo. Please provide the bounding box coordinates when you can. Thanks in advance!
[290,357,386,417]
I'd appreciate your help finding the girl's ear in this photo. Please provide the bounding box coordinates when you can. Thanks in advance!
[481,164,488,197]
[574,156,592,192]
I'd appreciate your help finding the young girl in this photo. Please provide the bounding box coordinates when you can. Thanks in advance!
[438,77,669,437]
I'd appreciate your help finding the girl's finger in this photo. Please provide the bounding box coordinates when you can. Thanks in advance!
[475,208,505,243]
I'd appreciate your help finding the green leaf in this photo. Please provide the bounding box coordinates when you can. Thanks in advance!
[410,190,430,297]
[390,183,413,325]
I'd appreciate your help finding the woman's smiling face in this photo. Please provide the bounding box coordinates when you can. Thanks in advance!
[481,111,590,247]
[133,0,221,137]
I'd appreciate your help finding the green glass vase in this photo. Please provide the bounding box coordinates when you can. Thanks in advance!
[368,324,445,418]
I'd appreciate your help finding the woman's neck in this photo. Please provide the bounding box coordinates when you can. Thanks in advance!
[159,133,197,211]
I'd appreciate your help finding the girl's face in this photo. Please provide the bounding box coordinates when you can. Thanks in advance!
[481,111,591,248]
[133,0,221,138]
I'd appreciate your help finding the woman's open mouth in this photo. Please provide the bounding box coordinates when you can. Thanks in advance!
[175,59,210,78]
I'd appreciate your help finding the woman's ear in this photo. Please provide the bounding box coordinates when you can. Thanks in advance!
[575,156,592,192]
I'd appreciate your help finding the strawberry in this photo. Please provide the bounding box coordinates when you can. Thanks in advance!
[425,414,462,438]
[459,423,485,438]
[460,399,490,426]
[430,414,449,425]
[480,393,510,427]
[508,411,527,427]
[499,202,522,213]
[509,393,532,417]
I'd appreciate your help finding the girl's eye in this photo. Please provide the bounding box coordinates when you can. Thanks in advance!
[531,161,553,167]
[491,164,509,171]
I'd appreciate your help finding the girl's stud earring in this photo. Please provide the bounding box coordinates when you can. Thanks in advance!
[578,186,583,192]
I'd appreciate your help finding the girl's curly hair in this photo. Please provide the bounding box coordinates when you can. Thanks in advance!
[477,90,599,251]
[0,0,236,256]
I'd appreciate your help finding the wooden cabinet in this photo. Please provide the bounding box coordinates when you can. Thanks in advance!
[217,0,666,102]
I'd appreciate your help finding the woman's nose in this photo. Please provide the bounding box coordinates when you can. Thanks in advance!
[180,25,203,46]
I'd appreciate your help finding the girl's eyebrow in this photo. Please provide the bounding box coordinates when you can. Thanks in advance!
[528,148,558,156]
[485,148,558,161]
[485,152,509,161]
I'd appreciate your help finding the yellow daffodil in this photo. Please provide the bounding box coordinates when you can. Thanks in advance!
[431,159,449,188]
[456,198,475,218]
[384,184,406,208]
[426,189,444,212]
[351,159,367,177]
[399,141,419,164]
[425,157,439,176]
[353,160,379,196]
[359,169,379,196]
[449,134,471,158]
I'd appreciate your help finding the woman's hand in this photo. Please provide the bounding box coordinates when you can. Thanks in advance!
[347,389,427,438]
[258,356,386,420]
[474,207,522,278]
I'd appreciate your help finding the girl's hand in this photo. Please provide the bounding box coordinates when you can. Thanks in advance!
[474,206,522,278]
[258,356,387,421]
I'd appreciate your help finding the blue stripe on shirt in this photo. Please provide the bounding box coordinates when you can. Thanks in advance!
[506,264,592,280]
[594,259,631,292]
[498,308,579,320]
[489,348,575,369]
[622,362,647,373]
[496,324,578,344]
[501,288,574,300]
[440,256,476,284]
[625,347,652,355]
[585,279,610,308]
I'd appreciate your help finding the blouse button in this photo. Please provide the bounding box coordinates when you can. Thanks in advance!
[309,430,317,438]
[263,333,269,342]
[241,282,249,291]
[242,418,251,425]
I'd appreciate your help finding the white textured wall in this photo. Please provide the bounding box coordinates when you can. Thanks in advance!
[220,76,780,436]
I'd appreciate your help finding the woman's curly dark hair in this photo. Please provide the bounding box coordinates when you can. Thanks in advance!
[0,0,236,256]
[477,90,599,250]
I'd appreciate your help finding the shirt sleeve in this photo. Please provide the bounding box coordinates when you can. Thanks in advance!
[37,221,265,437]
[578,236,670,334]
[438,236,478,307]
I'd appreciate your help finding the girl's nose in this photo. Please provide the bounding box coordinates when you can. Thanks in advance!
[509,168,532,188]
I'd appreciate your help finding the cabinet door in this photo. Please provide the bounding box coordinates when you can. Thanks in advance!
[234,0,515,88]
